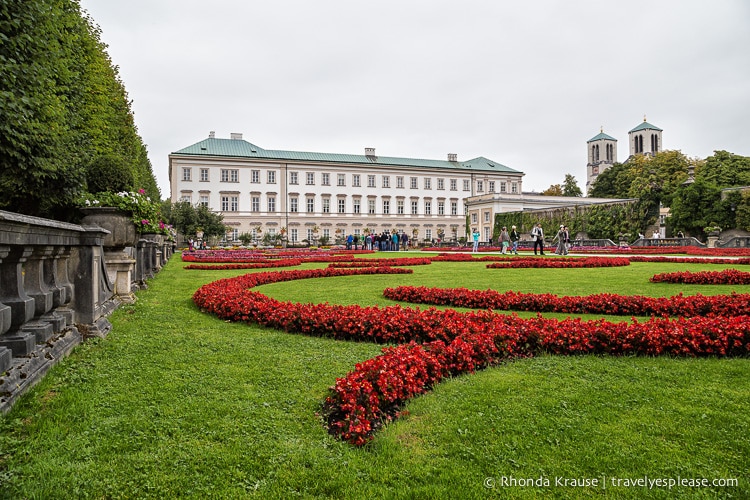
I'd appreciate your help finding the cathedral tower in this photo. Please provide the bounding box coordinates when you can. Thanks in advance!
[586,128,617,194]
[628,116,662,157]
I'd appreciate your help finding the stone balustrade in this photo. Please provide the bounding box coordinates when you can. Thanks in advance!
[0,210,171,412]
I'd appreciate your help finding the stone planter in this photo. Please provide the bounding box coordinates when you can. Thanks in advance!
[80,207,137,249]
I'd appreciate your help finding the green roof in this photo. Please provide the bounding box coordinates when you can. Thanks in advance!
[587,132,617,143]
[171,137,523,174]
[629,121,662,133]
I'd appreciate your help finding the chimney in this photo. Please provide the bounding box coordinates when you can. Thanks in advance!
[230,132,243,140]
[365,147,376,157]
[209,131,216,139]
[447,153,457,162]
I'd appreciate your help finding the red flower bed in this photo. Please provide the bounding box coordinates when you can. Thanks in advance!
[686,247,750,257]
[328,258,433,268]
[383,286,750,317]
[650,269,750,285]
[486,257,630,269]
[184,258,303,270]
[193,266,750,447]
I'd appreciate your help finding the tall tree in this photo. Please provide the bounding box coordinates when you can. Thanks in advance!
[562,174,583,197]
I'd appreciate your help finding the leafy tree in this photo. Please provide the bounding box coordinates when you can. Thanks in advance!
[562,174,583,197]
[541,184,563,196]
[85,155,135,193]
[166,201,225,239]
[697,151,750,187]
[666,179,723,236]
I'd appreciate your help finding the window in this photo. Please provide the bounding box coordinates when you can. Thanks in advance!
[180,193,191,203]
[252,196,260,212]
[484,211,490,222]
[307,229,315,242]
[511,182,518,194]
[471,213,478,223]
[488,181,495,193]
[477,180,484,192]
[500,182,506,193]
[251,170,260,183]
[322,198,331,213]
[322,173,330,186]
[411,201,418,215]
[353,199,360,214]
[451,201,458,215]
[438,201,445,215]
[182,168,192,181]
[410,177,418,189]
[437,178,444,190]
[221,169,238,182]
[396,176,404,188]
[382,199,390,214]
[199,195,209,207]
[424,178,431,190]
[463,179,470,191]
[368,199,376,214]
[397,199,404,214]
[338,199,346,213]
[290,228,298,243]
[290,197,298,213]
[231,196,238,211]
[267,171,276,184]
[353,174,360,187]
[382,176,390,188]
[229,229,239,241]
[323,228,330,240]
[289,171,298,185]
[200,168,209,182]
[338,174,346,186]
[367,175,376,188]
[268,196,276,213]
[450,179,457,191]
[426,229,432,241]
[307,197,314,213]
[306,172,315,185]
[221,196,229,211]
[424,201,432,215]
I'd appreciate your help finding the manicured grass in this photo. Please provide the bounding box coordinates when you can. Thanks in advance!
[0,253,748,498]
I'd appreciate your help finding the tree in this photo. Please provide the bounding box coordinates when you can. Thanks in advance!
[666,179,723,236]
[166,201,226,239]
[562,174,583,197]
[541,184,563,196]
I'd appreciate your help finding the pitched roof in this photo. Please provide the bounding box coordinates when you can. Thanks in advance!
[171,137,523,174]
[587,132,618,143]
[629,120,662,133]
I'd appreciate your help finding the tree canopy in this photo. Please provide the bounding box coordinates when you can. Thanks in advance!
[0,0,159,219]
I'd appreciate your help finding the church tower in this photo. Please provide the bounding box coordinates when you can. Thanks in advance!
[628,116,662,157]
[586,128,617,194]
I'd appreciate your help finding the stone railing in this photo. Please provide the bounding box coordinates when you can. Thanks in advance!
[0,210,170,412]
[631,237,705,247]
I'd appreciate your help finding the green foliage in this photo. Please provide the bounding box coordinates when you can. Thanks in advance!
[85,155,135,193]
[697,150,750,187]
[77,190,166,233]
[166,201,226,239]
[0,0,160,219]
[562,173,583,197]
[541,184,563,196]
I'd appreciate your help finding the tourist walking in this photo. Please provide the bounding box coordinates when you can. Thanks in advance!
[472,229,480,253]
[510,225,520,255]
[553,225,566,255]
[531,223,545,255]
[499,226,510,254]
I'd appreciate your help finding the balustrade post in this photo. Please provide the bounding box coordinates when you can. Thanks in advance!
[0,246,37,355]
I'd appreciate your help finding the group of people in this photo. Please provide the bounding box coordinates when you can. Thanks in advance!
[347,231,409,251]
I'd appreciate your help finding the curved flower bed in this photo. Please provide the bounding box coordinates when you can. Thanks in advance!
[382,286,750,317]
[650,269,750,285]
[486,257,630,269]
[630,256,750,265]
[184,258,303,270]
[193,266,750,447]
[327,258,433,268]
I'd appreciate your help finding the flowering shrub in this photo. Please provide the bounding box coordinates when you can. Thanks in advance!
[650,269,750,285]
[78,189,169,234]
[486,257,630,269]
[630,256,750,265]
[193,265,750,447]
[328,258,432,268]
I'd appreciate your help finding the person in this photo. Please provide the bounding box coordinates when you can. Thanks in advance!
[353,233,359,250]
[677,230,685,238]
[553,225,566,255]
[510,225,520,255]
[188,238,194,251]
[392,231,400,251]
[499,226,510,254]
[400,231,409,251]
[472,229,480,253]
[531,223,545,255]
[346,234,353,250]
[652,230,660,239]
[563,225,570,254]
[365,233,372,250]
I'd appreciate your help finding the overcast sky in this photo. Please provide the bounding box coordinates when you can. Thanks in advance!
[79,0,750,197]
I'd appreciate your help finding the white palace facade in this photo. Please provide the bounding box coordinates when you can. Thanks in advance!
[169,132,525,244]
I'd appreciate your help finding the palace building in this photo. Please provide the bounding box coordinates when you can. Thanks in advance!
[169,132,525,244]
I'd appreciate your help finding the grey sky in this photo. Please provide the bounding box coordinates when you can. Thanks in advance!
[79,0,750,197]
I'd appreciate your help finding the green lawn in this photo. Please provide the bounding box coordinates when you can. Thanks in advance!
[0,254,748,499]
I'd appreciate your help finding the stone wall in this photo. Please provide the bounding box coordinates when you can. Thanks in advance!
[0,210,171,412]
